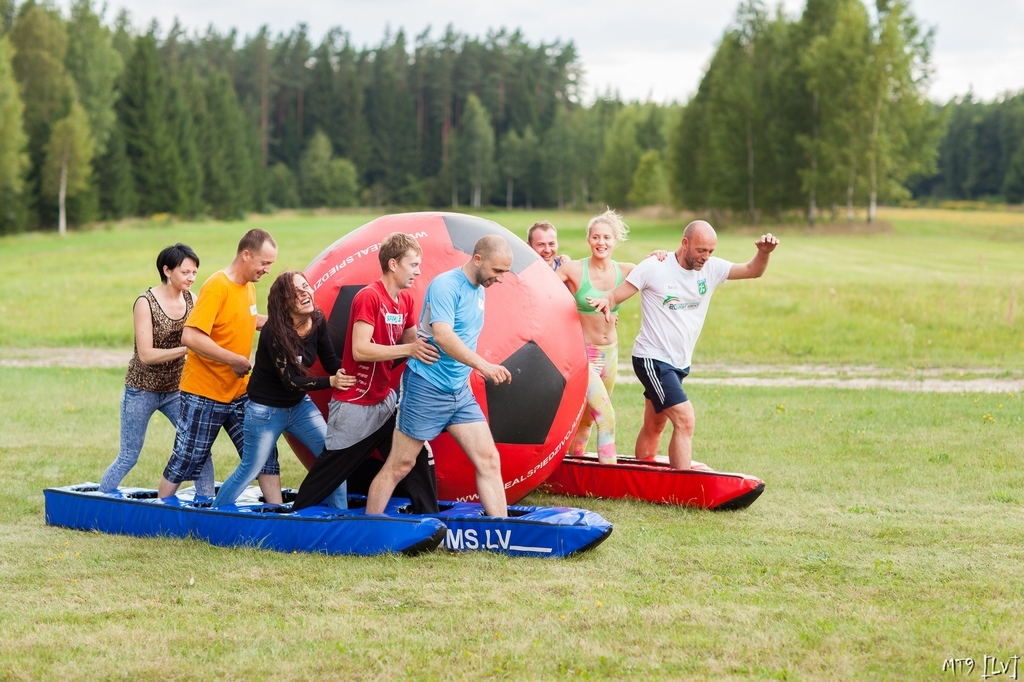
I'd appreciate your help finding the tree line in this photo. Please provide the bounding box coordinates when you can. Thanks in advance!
[911,93,1024,204]
[0,0,1021,235]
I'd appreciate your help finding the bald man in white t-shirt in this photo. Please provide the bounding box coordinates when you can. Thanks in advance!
[590,221,778,470]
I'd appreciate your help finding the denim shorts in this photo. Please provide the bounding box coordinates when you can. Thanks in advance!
[632,356,690,413]
[396,369,485,441]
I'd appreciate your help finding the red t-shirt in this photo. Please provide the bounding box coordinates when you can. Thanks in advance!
[334,280,416,406]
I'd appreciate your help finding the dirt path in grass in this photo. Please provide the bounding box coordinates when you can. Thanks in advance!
[2,348,1022,393]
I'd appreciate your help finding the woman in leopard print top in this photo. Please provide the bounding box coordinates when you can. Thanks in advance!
[99,244,214,493]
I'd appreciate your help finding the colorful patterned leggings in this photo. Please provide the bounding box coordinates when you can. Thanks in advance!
[571,342,618,464]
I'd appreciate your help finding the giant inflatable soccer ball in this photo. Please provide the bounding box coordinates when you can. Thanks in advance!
[294,212,588,504]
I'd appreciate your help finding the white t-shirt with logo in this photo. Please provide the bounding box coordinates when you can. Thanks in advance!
[626,255,733,370]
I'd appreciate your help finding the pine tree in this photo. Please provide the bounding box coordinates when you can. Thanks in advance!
[65,0,123,156]
[199,70,253,219]
[168,68,203,216]
[364,30,419,202]
[117,33,183,215]
[1003,142,1024,204]
[269,27,311,169]
[96,121,137,218]
[543,105,573,209]
[599,107,641,209]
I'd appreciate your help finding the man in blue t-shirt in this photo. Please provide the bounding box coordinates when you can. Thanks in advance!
[364,235,514,517]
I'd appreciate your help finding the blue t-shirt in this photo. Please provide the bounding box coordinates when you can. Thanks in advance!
[407,268,485,392]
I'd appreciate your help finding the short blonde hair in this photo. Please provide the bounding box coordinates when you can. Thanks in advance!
[587,209,628,244]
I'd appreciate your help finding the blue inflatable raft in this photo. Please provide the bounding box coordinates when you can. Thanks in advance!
[44,484,612,558]
[384,498,613,558]
[44,483,446,556]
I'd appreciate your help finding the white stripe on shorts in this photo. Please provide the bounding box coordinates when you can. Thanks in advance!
[645,358,666,404]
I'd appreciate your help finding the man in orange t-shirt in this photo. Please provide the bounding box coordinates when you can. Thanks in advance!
[158,229,278,500]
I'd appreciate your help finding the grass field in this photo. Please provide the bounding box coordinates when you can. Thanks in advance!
[2,207,1024,679]
[2,367,1023,679]
[2,206,1023,368]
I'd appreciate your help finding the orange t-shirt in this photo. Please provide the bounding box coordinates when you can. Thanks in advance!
[179,271,257,403]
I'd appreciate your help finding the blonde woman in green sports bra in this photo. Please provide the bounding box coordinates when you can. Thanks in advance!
[557,210,636,464]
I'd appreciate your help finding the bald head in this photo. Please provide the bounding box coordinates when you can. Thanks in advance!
[473,235,513,262]
[683,220,716,242]
[468,235,513,288]
[679,220,718,271]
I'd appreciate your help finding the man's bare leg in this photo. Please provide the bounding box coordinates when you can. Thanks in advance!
[257,473,282,505]
[662,400,696,469]
[157,477,180,499]
[365,429,425,514]
[634,399,668,460]
[448,422,507,517]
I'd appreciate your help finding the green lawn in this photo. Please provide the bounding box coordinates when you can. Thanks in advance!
[2,207,1023,368]
[2,367,1023,679]
[3,207,1024,679]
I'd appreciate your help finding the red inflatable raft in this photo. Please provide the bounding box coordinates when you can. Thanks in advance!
[543,454,765,511]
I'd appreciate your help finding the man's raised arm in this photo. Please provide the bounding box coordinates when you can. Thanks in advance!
[728,233,779,280]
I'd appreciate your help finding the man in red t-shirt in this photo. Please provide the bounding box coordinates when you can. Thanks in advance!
[293,233,440,512]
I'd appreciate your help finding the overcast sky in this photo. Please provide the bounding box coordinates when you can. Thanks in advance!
[78,0,1024,104]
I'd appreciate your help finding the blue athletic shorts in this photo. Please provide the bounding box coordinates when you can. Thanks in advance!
[396,369,486,441]
[632,356,690,413]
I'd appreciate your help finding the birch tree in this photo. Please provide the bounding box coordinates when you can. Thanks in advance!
[864,0,937,222]
[43,101,94,234]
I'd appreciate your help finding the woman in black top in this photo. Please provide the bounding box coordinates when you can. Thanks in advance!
[213,271,354,507]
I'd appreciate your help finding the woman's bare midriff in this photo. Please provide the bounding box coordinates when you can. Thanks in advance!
[580,313,616,346]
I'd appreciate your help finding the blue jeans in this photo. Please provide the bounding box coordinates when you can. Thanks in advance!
[212,396,346,508]
[101,387,214,494]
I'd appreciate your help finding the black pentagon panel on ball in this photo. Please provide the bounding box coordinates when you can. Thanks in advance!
[327,284,370,359]
[485,340,566,445]
[442,214,537,276]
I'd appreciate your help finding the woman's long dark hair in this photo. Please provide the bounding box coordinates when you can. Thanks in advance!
[263,270,322,376]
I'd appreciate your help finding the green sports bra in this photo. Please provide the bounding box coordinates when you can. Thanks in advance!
[573,257,623,314]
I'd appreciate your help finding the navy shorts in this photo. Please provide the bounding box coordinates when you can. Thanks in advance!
[632,357,690,413]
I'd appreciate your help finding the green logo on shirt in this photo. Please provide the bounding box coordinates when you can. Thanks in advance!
[662,295,680,306]
[698,280,707,295]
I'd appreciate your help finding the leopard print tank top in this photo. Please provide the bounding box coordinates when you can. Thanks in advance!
[124,289,194,393]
